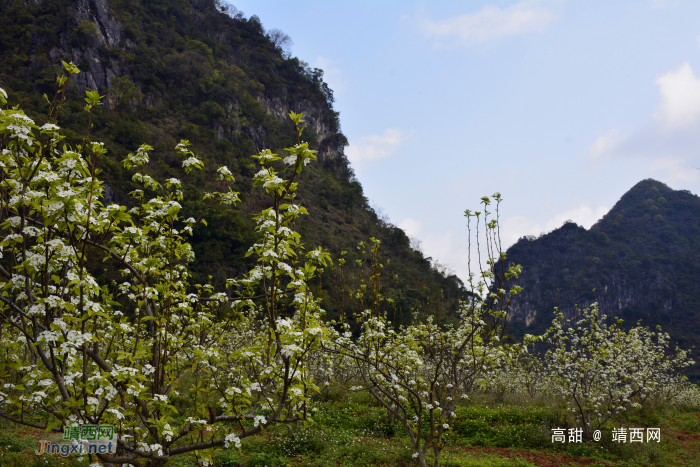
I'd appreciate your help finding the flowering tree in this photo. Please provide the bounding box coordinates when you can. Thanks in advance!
[542,303,694,440]
[476,341,554,402]
[0,64,328,466]
[331,197,522,467]
[477,345,522,403]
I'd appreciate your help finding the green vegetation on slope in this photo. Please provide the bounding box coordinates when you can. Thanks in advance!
[0,0,468,324]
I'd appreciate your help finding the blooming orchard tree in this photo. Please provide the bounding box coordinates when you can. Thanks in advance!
[331,198,523,467]
[541,304,694,440]
[657,376,700,408]
[477,342,554,402]
[0,64,328,466]
[477,345,523,403]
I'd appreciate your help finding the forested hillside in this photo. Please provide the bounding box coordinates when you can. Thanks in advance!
[504,179,700,380]
[0,0,467,323]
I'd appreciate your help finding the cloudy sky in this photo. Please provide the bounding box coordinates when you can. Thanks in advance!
[233,0,700,280]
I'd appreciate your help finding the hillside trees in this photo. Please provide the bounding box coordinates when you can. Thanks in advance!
[0,64,329,467]
[0,0,470,330]
[267,28,293,58]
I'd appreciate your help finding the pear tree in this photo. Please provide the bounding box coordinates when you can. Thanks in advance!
[0,63,329,467]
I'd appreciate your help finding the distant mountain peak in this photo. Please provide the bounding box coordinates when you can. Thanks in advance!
[504,179,700,380]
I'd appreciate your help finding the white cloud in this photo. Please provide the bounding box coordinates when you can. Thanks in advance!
[649,158,699,184]
[398,217,422,237]
[501,215,542,247]
[502,204,609,248]
[589,128,621,159]
[419,1,557,46]
[421,226,516,282]
[585,59,700,188]
[653,62,700,129]
[315,56,348,94]
[346,128,404,170]
[421,230,471,280]
[543,205,609,231]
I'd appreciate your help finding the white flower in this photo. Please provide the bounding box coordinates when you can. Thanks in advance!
[217,165,233,180]
[40,123,60,132]
[265,176,284,189]
[210,292,228,303]
[150,444,163,455]
[186,417,208,425]
[162,423,175,442]
[182,156,202,168]
[107,407,124,420]
[225,387,242,396]
[125,146,150,166]
[224,433,241,449]
[219,191,240,205]
[282,344,302,357]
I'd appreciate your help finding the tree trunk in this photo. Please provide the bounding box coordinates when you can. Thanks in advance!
[433,445,443,466]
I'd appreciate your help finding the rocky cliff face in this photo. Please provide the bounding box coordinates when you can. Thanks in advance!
[77,0,122,47]
[61,0,124,93]
[3,0,343,158]
[256,94,338,158]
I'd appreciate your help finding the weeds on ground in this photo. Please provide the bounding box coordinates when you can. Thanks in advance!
[2,389,699,466]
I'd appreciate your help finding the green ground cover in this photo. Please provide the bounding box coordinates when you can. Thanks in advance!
[3,389,699,467]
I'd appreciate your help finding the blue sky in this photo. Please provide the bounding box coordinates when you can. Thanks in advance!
[233,0,700,280]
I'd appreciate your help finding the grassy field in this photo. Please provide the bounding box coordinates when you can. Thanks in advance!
[1,389,699,467]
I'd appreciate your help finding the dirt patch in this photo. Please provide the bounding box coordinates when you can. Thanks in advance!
[675,431,700,447]
[670,429,700,465]
[460,446,618,467]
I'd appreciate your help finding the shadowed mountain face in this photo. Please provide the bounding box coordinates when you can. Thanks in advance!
[0,0,468,323]
[504,179,700,380]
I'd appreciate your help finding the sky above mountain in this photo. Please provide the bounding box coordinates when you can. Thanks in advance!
[233,0,700,280]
